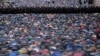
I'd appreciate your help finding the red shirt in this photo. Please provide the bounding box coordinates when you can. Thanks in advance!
[96,29,100,33]
[73,52,84,56]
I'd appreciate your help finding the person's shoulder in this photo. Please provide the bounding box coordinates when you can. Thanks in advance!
[95,54,100,56]
[0,54,7,56]
[24,54,29,56]
[18,54,29,56]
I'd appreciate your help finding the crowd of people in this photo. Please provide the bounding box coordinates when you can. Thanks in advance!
[0,13,100,56]
[0,0,91,8]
